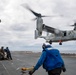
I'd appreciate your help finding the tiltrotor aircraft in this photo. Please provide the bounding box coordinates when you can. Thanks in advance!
[24,6,76,45]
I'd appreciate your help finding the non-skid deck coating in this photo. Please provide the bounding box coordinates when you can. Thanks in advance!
[0,51,76,75]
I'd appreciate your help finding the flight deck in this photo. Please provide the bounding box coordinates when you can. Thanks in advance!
[0,51,76,75]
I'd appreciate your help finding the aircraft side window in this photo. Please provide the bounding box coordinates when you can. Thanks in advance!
[64,31,66,36]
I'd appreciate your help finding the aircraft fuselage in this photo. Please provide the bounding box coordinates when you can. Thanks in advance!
[45,30,76,42]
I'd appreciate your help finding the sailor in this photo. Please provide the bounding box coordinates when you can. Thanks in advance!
[29,43,66,75]
[4,47,12,60]
[0,46,5,60]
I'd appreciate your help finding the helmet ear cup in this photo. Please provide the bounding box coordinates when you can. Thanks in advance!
[42,43,46,49]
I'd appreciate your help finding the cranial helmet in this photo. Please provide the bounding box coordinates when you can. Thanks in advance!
[42,43,46,49]
[42,43,52,49]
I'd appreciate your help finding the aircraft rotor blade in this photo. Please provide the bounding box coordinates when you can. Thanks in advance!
[70,23,76,26]
[23,5,50,18]
[22,4,56,19]
[70,25,75,26]
[32,18,37,21]
[32,16,50,21]
[0,19,1,23]
[40,15,50,18]
[26,6,42,17]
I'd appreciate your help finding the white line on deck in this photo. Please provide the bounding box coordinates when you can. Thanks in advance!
[1,61,10,75]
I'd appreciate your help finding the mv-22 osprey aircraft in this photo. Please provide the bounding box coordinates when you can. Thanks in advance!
[26,6,76,45]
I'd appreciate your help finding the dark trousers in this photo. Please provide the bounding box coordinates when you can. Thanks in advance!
[48,68,62,75]
[7,53,12,60]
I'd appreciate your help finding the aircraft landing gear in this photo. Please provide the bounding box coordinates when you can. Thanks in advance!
[49,40,52,44]
[59,42,62,45]
[59,40,62,45]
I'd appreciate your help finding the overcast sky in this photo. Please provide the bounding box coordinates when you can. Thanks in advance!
[0,0,76,52]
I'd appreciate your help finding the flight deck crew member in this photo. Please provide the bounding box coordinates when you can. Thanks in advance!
[29,43,66,75]
[0,46,5,60]
[4,47,12,60]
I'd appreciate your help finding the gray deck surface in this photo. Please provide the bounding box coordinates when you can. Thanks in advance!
[0,51,76,75]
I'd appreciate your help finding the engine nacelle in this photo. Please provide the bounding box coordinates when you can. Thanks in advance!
[35,30,42,39]
[36,18,43,34]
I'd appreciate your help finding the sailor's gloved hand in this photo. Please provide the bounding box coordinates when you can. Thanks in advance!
[29,68,35,75]
[62,67,66,72]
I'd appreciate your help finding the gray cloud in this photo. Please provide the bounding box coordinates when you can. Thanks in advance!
[10,23,29,31]
[0,0,76,52]
[0,0,8,11]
